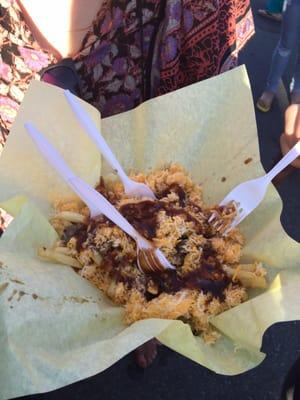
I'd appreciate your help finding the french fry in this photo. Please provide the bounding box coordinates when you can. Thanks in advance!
[223,265,267,288]
[232,265,241,282]
[239,264,257,272]
[54,246,72,255]
[236,270,267,289]
[53,211,85,223]
[38,247,82,269]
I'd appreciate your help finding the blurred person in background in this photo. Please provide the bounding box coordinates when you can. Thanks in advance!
[258,0,284,22]
[257,0,300,113]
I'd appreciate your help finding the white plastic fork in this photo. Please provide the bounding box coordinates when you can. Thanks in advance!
[24,122,174,273]
[64,90,156,200]
[216,140,300,230]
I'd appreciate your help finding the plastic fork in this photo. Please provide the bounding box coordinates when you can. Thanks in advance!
[212,141,300,231]
[24,122,174,274]
[64,90,156,200]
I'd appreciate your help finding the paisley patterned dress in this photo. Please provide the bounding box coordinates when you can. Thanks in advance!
[0,0,254,231]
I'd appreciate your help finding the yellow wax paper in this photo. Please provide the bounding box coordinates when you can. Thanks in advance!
[1,66,300,400]
[0,81,101,216]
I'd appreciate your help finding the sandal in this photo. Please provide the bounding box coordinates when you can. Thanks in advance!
[258,9,282,22]
[40,58,82,97]
[256,91,276,113]
[256,98,271,113]
[285,386,295,400]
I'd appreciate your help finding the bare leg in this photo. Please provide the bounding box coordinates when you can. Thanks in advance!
[17,0,104,58]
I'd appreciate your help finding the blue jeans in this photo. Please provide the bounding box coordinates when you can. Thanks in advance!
[266,0,300,93]
[266,0,284,13]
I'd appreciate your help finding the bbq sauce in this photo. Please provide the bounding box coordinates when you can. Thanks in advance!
[101,248,137,288]
[202,243,217,259]
[119,201,162,239]
[119,183,189,239]
[184,264,229,300]
[86,181,229,299]
[148,260,229,300]
[119,199,204,240]
[157,183,186,207]
[74,229,88,252]
[62,223,88,252]
[100,247,229,300]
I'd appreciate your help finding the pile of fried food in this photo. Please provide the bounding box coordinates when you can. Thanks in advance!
[40,164,267,344]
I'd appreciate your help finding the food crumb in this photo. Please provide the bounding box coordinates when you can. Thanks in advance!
[8,289,17,302]
[17,290,25,301]
[10,278,24,285]
[244,157,253,165]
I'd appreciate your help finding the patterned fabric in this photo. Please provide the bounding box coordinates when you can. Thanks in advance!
[74,0,254,117]
[156,0,254,94]
[0,0,254,139]
[0,0,254,232]
[0,0,56,148]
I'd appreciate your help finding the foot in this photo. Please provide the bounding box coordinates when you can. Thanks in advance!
[285,385,295,400]
[134,339,160,368]
[258,9,282,22]
[257,91,275,112]
[291,92,300,104]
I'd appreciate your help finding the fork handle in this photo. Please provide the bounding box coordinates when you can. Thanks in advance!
[64,90,129,183]
[69,176,150,248]
[265,141,300,183]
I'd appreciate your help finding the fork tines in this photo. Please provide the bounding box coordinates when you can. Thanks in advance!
[207,201,239,234]
[137,248,166,274]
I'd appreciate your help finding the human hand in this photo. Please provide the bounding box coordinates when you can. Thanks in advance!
[280,104,300,168]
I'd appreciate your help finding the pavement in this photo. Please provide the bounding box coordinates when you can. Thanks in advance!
[241,0,300,243]
[16,2,300,400]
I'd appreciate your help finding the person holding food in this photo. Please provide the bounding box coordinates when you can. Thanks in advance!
[0,0,254,146]
[0,0,254,367]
